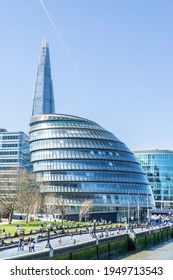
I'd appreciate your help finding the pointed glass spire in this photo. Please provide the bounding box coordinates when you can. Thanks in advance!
[31,38,55,116]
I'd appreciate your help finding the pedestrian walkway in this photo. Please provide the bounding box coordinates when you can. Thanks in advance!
[0,232,95,259]
[0,229,126,260]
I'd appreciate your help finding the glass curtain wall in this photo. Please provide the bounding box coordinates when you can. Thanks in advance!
[134,150,173,210]
[0,130,31,189]
[30,114,155,221]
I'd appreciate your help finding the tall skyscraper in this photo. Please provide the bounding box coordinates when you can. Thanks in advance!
[30,39,155,222]
[31,38,55,116]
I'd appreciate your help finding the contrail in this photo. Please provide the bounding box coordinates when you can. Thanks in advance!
[39,0,89,93]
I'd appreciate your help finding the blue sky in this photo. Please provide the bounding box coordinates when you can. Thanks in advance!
[0,0,173,151]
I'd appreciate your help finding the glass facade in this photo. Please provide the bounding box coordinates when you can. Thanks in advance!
[30,115,155,221]
[134,150,173,209]
[29,38,154,221]
[0,129,31,189]
[31,38,55,116]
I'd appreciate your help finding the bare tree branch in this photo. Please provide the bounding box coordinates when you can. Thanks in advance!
[0,171,18,224]
[16,170,41,222]
[79,200,93,222]
[0,169,41,223]
[44,194,68,223]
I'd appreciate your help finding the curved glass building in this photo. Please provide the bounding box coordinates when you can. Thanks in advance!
[30,114,155,221]
[134,150,173,210]
[29,39,155,221]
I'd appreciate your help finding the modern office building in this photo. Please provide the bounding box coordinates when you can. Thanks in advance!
[31,38,55,116]
[0,129,30,189]
[29,39,155,221]
[134,150,173,210]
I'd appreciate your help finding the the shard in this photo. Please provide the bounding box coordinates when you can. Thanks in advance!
[31,38,55,116]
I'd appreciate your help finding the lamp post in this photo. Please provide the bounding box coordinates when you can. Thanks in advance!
[96,237,99,259]
[146,194,149,224]
[93,219,97,237]
[45,225,52,249]
[137,193,140,224]
[93,219,99,259]
[92,219,100,258]
[128,194,130,226]
[137,206,140,224]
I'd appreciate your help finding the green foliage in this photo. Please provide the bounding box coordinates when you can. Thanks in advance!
[0,220,98,237]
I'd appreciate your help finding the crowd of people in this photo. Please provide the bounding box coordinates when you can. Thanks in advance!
[150,214,173,224]
[16,237,36,252]
[1,215,173,250]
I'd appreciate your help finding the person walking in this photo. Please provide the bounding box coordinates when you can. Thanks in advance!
[58,237,62,245]
[31,241,35,252]
[27,240,32,252]
[17,239,22,251]
[21,239,25,251]
[73,238,76,244]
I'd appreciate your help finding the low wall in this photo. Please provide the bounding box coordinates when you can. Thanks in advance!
[129,225,173,251]
[53,233,128,260]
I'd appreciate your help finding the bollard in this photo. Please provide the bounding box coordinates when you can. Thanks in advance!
[49,248,54,258]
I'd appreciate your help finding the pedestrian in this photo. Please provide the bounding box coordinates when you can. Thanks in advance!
[9,238,13,244]
[18,239,22,251]
[27,241,32,252]
[0,238,4,246]
[58,237,62,245]
[31,241,35,252]
[70,233,73,240]
[21,240,25,251]
[73,238,76,244]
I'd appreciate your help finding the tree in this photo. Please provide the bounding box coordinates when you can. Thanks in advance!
[55,198,69,223]
[0,169,41,224]
[17,170,41,223]
[43,193,56,221]
[0,172,18,224]
[79,200,93,222]
[44,194,69,223]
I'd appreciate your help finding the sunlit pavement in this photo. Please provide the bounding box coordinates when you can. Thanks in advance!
[0,230,125,259]
[1,225,169,259]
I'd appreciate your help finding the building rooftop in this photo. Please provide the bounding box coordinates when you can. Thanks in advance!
[0,129,7,132]
[133,149,173,154]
